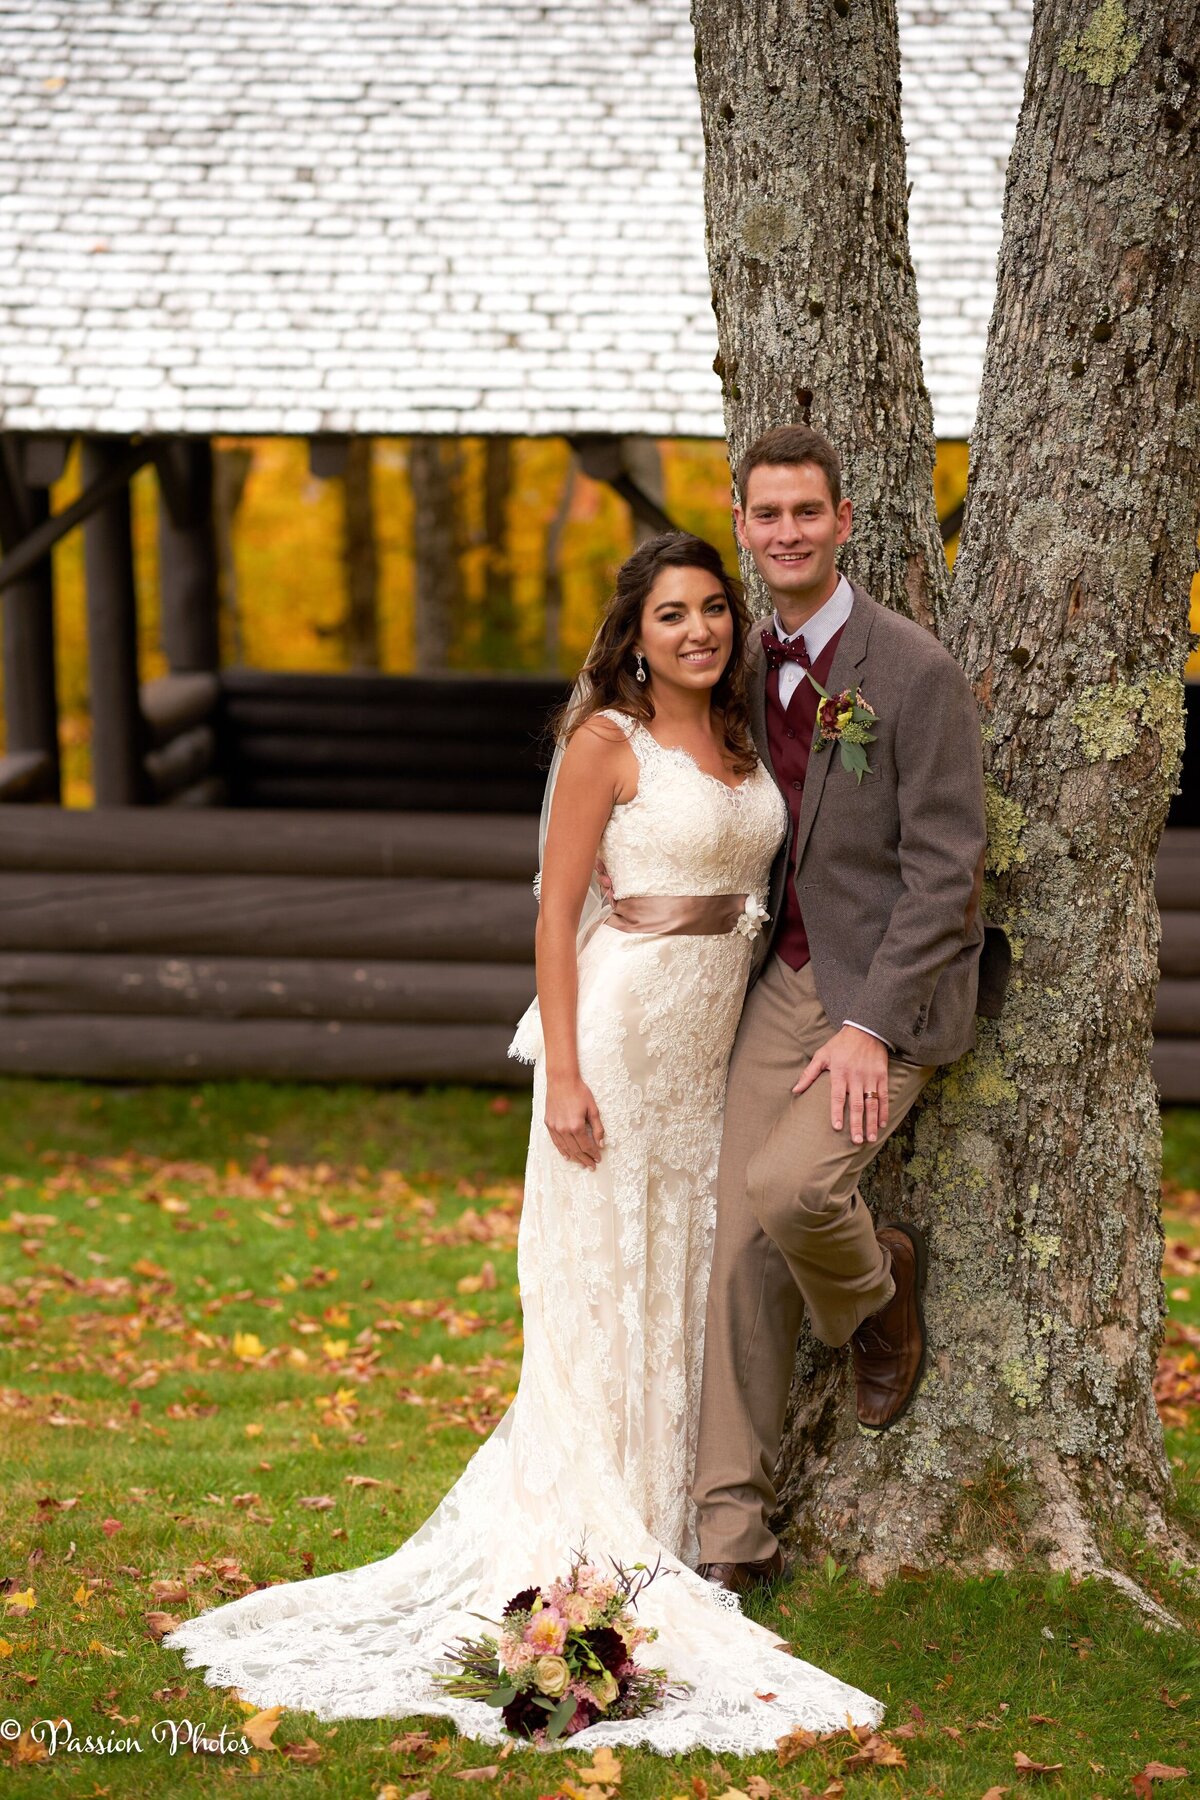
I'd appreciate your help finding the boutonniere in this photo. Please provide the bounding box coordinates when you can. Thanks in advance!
[805,673,878,783]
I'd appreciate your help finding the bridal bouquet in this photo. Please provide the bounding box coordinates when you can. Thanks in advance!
[438,1548,678,1742]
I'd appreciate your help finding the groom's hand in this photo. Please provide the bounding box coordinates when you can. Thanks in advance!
[792,1026,891,1145]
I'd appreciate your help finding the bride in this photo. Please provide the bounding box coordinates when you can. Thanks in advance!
[164,532,882,1751]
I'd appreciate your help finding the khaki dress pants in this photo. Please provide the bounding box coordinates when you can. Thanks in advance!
[692,955,933,1566]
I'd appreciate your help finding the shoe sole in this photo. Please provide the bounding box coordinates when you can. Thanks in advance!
[859,1219,928,1434]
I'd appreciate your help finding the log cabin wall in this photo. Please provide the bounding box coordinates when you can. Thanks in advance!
[0,679,1195,1094]
[0,809,539,1085]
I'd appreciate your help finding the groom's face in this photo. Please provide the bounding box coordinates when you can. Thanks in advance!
[734,461,852,613]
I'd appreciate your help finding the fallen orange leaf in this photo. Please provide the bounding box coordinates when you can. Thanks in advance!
[281,1735,322,1764]
[776,1726,819,1765]
[575,1746,622,1786]
[150,1579,188,1604]
[12,1729,49,1764]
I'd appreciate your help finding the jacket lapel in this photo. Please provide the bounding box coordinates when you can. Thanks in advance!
[748,631,770,767]
[790,586,875,872]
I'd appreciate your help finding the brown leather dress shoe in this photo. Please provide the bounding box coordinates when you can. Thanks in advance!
[850,1220,928,1432]
[696,1547,785,1595]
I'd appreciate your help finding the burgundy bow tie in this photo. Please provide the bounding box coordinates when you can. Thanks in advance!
[761,628,811,672]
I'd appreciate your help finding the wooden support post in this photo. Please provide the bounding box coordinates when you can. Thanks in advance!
[0,444,61,800]
[157,438,219,672]
[82,438,146,805]
[568,434,677,537]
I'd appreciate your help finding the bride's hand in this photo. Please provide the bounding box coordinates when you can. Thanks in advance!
[545,1076,606,1169]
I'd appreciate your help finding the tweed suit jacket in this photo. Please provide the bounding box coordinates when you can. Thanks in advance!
[747,582,1009,1065]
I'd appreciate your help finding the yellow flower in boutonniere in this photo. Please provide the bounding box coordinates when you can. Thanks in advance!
[807,675,879,783]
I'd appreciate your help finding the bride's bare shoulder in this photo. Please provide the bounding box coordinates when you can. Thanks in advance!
[558,712,639,804]
[576,709,637,748]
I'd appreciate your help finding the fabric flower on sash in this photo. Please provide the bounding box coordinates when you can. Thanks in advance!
[735,894,770,939]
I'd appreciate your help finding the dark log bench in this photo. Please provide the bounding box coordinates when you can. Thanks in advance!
[1152,827,1200,1103]
[218,669,566,814]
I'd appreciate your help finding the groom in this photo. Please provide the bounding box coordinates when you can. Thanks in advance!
[692,424,1006,1595]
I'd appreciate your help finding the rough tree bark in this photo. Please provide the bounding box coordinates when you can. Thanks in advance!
[341,437,382,671]
[690,0,947,623]
[409,436,465,671]
[695,0,1200,1588]
[900,0,1197,1580]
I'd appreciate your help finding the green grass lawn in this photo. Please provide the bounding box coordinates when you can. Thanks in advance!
[1,1079,1197,1799]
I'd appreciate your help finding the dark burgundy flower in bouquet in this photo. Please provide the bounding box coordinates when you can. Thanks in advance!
[586,1626,627,1675]
[500,1689,549,1739]
[502,1586,540,1618]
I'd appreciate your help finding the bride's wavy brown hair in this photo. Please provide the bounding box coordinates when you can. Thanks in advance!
[557,531,758,775]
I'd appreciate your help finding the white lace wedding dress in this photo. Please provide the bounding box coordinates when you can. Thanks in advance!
[164,714,883,1751]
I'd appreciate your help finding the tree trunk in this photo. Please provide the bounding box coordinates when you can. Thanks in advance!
[213,446,252,666]
[542,452,577,669]
[480,435,516,666]
[342,437,382,671]
[690,0,946,623]
[774,4,1200,1587]
[409,436,464,672]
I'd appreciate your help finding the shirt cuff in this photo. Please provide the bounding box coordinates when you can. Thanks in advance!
[844,1019,896,1053]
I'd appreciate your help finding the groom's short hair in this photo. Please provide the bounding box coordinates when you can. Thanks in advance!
[736,425,842,509]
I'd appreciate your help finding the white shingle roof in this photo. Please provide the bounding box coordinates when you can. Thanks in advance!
[0,0,1030,441]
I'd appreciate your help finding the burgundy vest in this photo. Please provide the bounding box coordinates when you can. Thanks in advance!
[764,626,845,971]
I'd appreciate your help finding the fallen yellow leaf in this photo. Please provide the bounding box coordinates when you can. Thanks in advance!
[243,1706,285,1751]
[232,1331,265,1360]
[4,1589,35,1613]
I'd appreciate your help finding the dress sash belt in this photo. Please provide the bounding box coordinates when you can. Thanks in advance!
[605,894,748,936]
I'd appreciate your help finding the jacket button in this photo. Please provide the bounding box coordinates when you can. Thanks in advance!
[786,729,795,739]
[792,780,802,791]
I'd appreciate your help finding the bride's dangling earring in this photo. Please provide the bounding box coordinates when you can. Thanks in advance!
[635,651,647,684]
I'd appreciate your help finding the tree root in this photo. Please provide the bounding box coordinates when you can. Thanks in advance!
[780,1432,1198,1630]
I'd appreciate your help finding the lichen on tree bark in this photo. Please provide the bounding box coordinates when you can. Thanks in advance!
[693,0,1200,1579]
